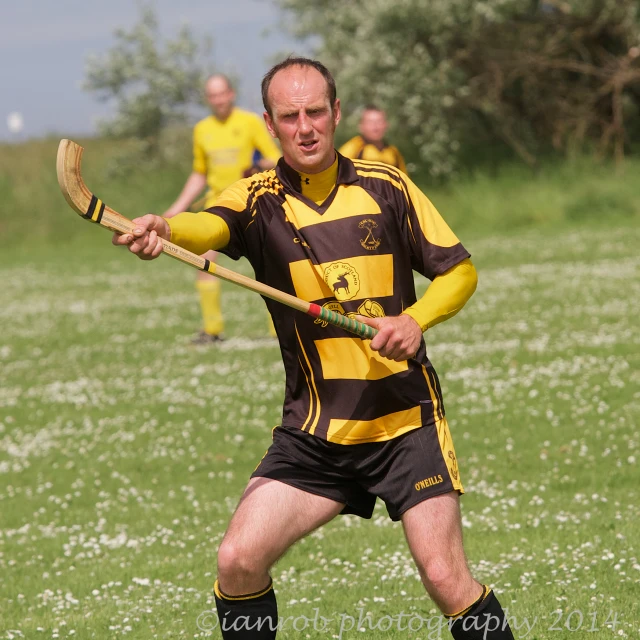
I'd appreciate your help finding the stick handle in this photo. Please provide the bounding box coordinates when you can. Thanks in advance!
[56,138,377,340]
[103,210,378,340]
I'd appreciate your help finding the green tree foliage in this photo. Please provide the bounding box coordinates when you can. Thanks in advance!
[83,5,213,169]
[280,0,640,177]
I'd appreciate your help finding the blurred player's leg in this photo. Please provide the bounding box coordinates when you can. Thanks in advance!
[194,250,224,343]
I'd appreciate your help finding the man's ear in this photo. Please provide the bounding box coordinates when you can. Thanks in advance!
[333,98,341,128]
[263,112,277,139]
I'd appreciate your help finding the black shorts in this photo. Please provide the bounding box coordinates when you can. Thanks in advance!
[251,419,464,521]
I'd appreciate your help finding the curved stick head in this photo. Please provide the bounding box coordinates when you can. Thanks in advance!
[56,139,92,215]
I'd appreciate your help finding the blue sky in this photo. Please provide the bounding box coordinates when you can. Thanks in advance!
[0,0,307,140]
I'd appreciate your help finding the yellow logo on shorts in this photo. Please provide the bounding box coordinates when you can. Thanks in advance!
[415,475,444,491]
[448,451,459,481]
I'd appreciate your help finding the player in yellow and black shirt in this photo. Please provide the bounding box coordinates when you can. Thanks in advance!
[163,74,281,343]
[114,58,515,640]
[339,104,407,171]
[168,155,467,447]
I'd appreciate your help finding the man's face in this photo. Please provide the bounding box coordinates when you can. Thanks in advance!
[359,110,388,143]
[205,77,235,120]
[264,66,340,174]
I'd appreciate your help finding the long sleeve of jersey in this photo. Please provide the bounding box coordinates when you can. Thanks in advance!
[166,211,231,255]
[403,258,477,332]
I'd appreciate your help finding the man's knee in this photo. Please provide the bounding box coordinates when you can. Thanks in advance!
[418,554,473,595]
[217,539,266,580]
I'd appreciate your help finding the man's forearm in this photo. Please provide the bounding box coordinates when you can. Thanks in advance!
[403,259,478,332]
[163,172,207,218]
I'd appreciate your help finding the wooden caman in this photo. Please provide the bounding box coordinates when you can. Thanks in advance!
[56,139,378,340]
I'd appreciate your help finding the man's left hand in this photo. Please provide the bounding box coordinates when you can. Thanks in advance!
[355,314,422,361]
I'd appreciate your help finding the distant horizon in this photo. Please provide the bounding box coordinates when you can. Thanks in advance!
[0,0,309,141]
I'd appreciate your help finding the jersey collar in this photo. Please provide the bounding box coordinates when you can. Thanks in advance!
[275,151,359,194]
[360,135,388,151]
[211,107,236,124]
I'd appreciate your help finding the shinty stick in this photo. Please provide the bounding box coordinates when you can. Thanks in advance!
[56,139,378,340]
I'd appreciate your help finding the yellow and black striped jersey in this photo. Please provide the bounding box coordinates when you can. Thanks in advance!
[188,154,469,444]
[339,135,407,172]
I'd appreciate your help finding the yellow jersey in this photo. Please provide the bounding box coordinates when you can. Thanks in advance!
[192,108,281,207]
[339,135,407,172]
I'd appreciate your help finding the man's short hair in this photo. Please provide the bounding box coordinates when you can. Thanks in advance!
[261,56,337,117]
[363,104,384,113]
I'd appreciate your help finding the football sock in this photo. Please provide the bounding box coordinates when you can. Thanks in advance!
[445,585,515,639]
[196,279,224,336]
[214,579,278,639]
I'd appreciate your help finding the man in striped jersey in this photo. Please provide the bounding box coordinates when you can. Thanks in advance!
[113,57,514,640]
[339,104,407,171]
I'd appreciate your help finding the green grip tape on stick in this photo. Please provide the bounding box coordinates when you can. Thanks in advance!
[315,305,378,339]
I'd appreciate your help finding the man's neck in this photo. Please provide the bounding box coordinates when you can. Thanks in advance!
[285,151,337,176]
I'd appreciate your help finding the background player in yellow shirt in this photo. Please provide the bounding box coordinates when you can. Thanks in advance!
[339,104,407,171]
[163,74,281,343]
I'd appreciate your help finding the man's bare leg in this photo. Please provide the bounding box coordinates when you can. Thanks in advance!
[213,477,344,638]
[403,492,514,639]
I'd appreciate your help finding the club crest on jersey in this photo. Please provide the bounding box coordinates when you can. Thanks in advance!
[357,299,385,319]
[359,219,382,251]
[323,262,360,301]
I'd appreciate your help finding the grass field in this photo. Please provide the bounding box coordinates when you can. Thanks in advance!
[1,213,639,639]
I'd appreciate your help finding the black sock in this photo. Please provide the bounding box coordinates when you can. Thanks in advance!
[213,579,278,639]
[445,585,515,639]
